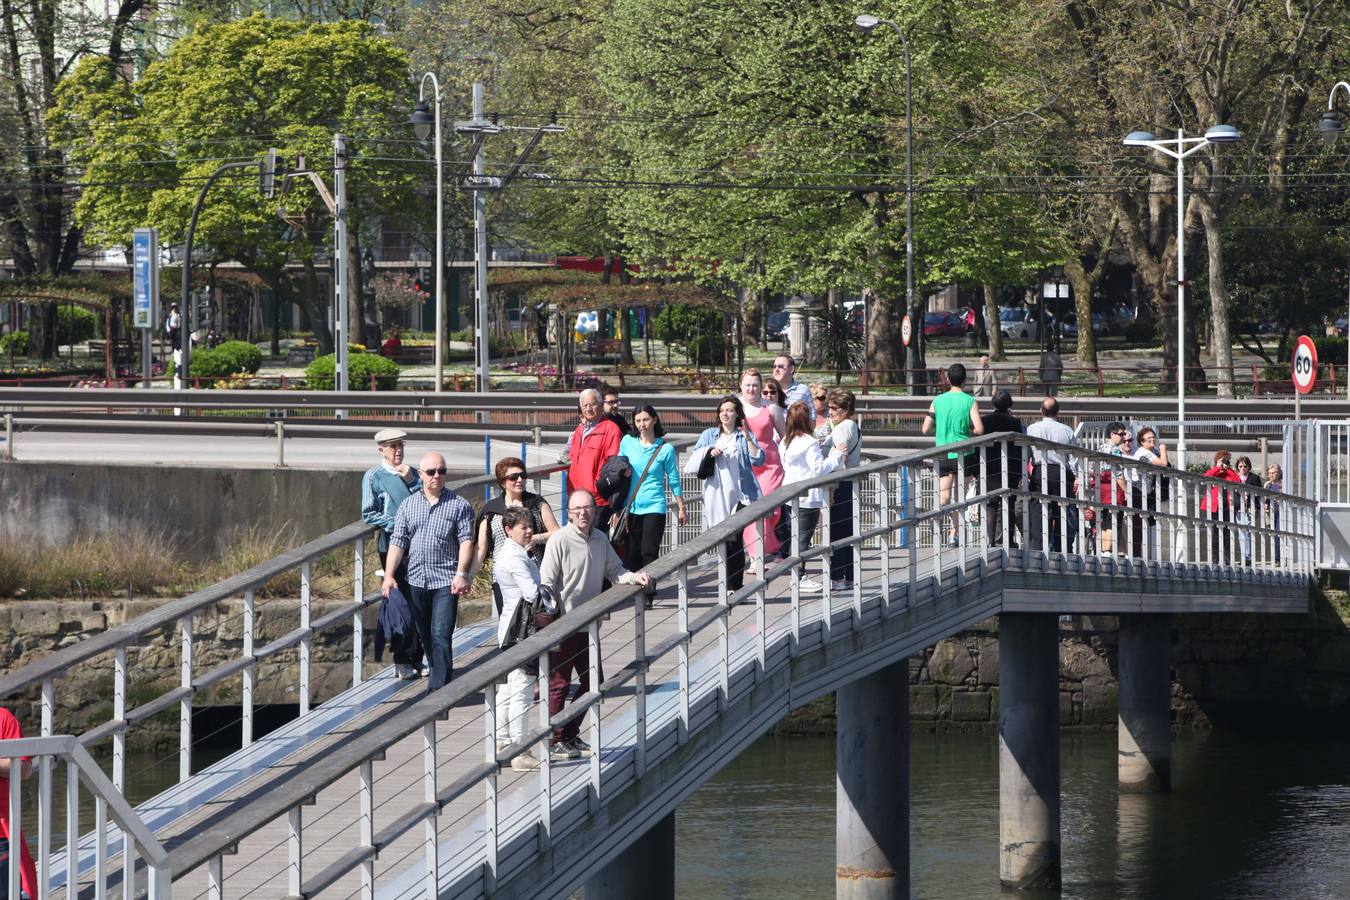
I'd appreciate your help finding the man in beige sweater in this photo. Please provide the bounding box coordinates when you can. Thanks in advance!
[540,489,650,760]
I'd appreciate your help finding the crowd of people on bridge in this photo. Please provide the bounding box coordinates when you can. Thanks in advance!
[358,353,1294,769]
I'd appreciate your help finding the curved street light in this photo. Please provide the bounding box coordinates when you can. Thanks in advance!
[1121,125,1241,469]
[408,73,445,393]
[854,13,921,394]
[1320,82,1349,397]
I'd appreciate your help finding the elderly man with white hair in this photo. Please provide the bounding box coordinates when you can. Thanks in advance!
[565,387,623,531]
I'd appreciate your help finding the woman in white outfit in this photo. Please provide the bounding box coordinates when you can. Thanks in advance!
[774,400,846,590]
[492,507,546,771]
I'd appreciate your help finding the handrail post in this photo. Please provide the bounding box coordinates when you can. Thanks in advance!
[276,420,286,467]
[2,414,11,460]
[421,721,439,899]
[38,678,53,895]
[634,596,648,777]
[287,805,303,898]
[243,589,255,747]
[180,615,193,782]
[300,561,312,716]
[352,538,365,687]
[359,760,375,898]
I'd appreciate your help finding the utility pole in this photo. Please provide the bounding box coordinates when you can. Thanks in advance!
[334,134,349,394]
[455,83,564,401]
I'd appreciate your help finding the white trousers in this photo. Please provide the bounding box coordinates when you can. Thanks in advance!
[495,667,532,744]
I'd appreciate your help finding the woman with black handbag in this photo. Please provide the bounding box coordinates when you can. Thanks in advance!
[492,507,551,771]
[613,405,686,606]
[684,396,765,591]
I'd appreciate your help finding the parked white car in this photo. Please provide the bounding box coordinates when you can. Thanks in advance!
[998,307,1039,341]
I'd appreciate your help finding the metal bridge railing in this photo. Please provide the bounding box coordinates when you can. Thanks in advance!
[137,433,1312,899]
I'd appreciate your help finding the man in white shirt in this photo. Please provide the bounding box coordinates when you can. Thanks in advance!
[1026,398,1078,552]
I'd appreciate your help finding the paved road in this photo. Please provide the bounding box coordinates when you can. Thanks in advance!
[4,431,565,471]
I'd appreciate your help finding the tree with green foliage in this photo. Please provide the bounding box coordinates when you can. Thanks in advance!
[53,15,417,354]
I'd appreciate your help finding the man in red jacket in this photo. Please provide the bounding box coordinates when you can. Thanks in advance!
[566,388,623,532]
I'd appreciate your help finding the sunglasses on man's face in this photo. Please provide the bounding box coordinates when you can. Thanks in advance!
[424,467,447,476]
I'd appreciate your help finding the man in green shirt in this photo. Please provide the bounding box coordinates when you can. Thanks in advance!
[922,363,985,547]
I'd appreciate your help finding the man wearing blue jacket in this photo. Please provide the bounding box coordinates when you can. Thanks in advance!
[361,428,423,679]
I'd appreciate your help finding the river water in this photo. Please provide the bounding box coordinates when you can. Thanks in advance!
[675,731,1350,899]
[55,730,1350,897]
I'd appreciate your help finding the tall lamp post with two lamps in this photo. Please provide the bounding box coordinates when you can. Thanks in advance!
[408,73,445,394]
[853,13,923,394]
[1122,124,1241,469]
[1316,81,1349,399]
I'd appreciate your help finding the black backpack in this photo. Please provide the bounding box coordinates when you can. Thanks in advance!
[594,454,633,507]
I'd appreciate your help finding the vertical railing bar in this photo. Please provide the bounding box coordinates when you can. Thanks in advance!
[754,519,767,674]
[716,543,730,712]
[421,720,438,899]
[537,649,553,853]
[907,465,918,594]
[66,759,78,900]
[587,620,602,813]
[484,682,499,891]
[9,754,20,900]
[789,496,802,649]
[300,561,312,717]
[94,794,107,900]
[359,759,374,900]
[850,476,863,625]
[179,615,193,783]
[352,537,365,688]
[242,589,255,748]
[40,676,54,896]
[123,836,136,900]
[208,855,224,900]
[677,563,690,740]
[1039,457,1049,565]
[287,805,302,898]
[634,596,648,778]
[1001,439,1012,556]
[877,471,892,613]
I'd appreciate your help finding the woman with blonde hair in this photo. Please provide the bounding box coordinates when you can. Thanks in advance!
[774,401,846,590]
[735,368,785,559]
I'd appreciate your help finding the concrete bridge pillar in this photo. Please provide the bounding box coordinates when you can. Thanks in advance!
[999,613,1061,891]
[836,660,909,899]
[1118,614,1171,793]
[584,812,675,900]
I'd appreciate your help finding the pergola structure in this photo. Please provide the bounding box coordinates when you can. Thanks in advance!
[488,269,741,384]
[0,276,125,380]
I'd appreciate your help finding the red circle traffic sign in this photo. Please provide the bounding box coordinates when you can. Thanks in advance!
[1293,334,1318,395]
[901,314,913,347]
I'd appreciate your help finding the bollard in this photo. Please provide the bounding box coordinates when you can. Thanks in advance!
[276,420,286,467]
[2,414,11,461]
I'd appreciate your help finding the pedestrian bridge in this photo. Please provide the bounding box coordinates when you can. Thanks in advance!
[0,433,1315,898]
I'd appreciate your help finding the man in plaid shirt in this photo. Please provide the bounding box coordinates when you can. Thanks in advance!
[382,451,476,691]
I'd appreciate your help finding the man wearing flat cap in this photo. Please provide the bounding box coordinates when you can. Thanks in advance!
[361,428,423,679]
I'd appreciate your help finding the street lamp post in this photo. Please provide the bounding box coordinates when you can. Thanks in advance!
[1123,125,1240,469]
[1317,81,1349,399]
[854,14,922,395]
[409,73,444,393]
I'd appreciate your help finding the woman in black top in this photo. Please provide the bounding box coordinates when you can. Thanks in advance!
[470,457,560,573]
[1234,455,1262,565]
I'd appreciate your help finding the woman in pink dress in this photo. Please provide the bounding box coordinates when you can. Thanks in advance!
[737,368,785,559]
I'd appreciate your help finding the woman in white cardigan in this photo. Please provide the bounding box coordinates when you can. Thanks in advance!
[492,506,548,771]
[773,401,846,591]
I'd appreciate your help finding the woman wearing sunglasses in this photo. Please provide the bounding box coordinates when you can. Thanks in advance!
[470,456,560,574]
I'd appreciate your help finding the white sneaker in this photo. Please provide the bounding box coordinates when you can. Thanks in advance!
[831,579,854,592]
[797,577,823,591]
[511,754,540,771]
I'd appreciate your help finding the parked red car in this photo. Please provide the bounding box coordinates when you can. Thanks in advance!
[924,311,966,338]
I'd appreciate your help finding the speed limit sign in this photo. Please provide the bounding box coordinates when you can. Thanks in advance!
[901,314,913,347]
[1292,335,1318,395]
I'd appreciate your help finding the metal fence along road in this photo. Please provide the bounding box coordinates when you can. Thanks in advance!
[0,430,1315,898]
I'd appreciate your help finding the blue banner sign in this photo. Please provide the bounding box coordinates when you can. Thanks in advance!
[133,227,158,329]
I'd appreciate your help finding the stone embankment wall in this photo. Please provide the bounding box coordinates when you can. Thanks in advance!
[778,592,1350,735]
[0,597,385,748]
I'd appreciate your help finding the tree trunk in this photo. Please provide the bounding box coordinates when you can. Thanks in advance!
[1064,262,1097,367]
[618,262,635,364]
[299,261,335,354]
[982,284,1004,361]
[1196,199,1232,397]
[741,285,763,348]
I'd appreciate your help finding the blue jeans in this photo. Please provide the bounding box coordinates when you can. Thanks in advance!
[408,586,459,691]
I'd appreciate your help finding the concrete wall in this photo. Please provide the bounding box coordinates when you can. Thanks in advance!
[0,461,467,561]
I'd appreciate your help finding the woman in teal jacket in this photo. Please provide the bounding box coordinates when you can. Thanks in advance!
[618,405,686,604]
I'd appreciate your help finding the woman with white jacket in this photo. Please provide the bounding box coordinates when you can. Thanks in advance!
[773,401,846,591]
[492,506,549,771]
